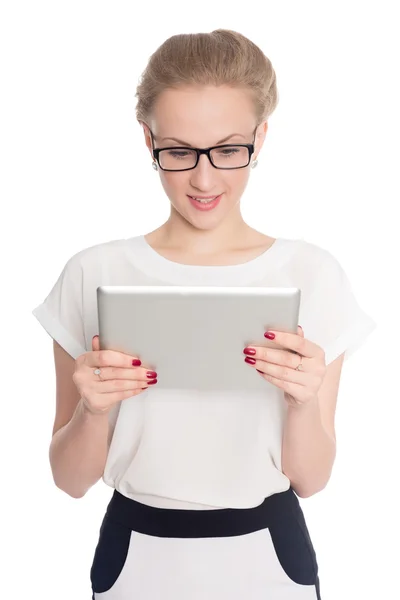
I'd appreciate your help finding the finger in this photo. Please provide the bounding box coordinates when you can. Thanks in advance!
[84,347,143,369]
[90,365,157,382]
[263,328,316,358]
[244,346,304,370]
[92,334,100,352]
[94,377,157,394]
[298,325,304,337]
[250,358,306,384]
[85,387,151,411]
[255,371,306,401]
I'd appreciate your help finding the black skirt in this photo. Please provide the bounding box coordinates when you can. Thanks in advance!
[90,486,322,599]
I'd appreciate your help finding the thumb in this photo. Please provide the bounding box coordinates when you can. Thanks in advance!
[92,334,100,352]
[298,325,304,337]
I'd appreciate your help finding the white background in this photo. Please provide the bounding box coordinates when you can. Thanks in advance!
[1,1,398,599]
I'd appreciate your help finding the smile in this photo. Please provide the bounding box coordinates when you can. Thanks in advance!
[188,194,222,211]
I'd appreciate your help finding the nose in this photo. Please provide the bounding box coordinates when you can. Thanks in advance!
[189,153,218,190]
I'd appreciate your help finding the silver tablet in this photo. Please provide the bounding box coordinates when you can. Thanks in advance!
[97,286,301,392]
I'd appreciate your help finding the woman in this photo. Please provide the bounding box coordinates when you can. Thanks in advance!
[32,29,376,599]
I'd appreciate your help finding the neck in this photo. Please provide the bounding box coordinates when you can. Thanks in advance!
[153,207,253,256]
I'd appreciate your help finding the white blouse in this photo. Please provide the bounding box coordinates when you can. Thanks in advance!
[32,235,376,509]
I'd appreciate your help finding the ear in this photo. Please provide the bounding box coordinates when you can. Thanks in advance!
[254,120,268,159]
[140,121,154,159]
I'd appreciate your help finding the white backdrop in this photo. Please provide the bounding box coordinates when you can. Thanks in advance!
[1,1,397,599]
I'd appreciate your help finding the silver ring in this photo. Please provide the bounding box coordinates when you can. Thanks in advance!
[295,355,304,371]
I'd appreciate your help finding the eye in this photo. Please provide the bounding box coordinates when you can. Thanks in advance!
[166,150,196,161]
[168,150,190,158]
[216,147,241,156]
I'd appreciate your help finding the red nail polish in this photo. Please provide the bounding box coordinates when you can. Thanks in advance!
[264,332,275,340]
[243,347,256,356]
[256,369,263,373]
[146,371,157,378]
[132,359,141,366]
[147,379,158,385]
[245,356,256,365]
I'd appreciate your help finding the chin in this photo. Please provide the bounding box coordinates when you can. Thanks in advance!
[187,209,229,230]
[189,220,221,231]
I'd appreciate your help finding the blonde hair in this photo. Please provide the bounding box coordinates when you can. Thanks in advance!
[135,29,279,126]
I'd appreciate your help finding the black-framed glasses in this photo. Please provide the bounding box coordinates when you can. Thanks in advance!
[149,127,257,172]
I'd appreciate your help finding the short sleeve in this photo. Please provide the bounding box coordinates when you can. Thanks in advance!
[32,253,87,359]
[300,249,377,366]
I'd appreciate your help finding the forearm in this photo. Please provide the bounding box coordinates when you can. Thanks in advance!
[281,397,336,497]
[49,399,110,498]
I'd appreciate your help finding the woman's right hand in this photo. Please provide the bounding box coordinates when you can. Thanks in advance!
[73,335,157,415]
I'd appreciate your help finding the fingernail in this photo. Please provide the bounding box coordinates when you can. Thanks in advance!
[264,332,275,340]
[147,379,158,385]
[244,356,256,365]
[146,371,157,378]
[132,359,141,366]
[243,347,256,355]
[256,369,263,373]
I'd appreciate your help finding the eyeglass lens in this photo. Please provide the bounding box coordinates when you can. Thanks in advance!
[158,146,249,170]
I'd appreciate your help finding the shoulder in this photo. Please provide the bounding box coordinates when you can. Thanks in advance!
[63,237,128,270]
[285,237,343,272]
[281,238,346,299]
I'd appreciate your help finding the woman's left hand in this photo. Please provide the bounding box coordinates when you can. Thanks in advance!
[243,326,327,408]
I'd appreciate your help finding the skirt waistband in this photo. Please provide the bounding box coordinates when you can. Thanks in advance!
[104,486,299,538]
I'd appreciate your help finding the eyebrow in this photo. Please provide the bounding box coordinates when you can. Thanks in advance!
[157,133,246,147]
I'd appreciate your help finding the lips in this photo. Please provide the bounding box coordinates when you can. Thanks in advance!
[187,194,222,211]
[188,195,219,202]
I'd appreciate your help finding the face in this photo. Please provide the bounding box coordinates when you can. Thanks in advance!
[142,85,268,231]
